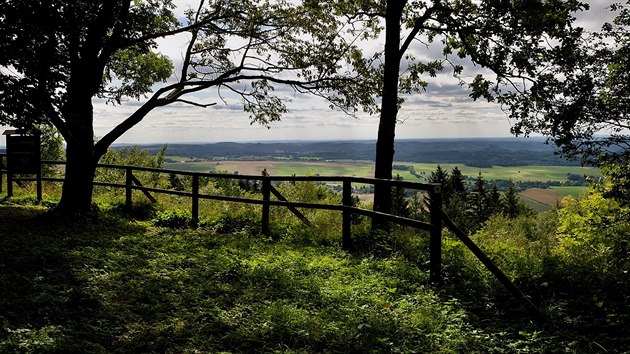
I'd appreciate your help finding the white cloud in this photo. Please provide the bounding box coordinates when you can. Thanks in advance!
[88,0,617,145]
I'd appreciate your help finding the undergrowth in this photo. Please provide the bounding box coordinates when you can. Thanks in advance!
[1,180,629,352]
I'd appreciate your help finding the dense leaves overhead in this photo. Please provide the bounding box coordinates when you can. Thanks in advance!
[361,0,587,219]
[497,1,630,167]
[0,0,380,213]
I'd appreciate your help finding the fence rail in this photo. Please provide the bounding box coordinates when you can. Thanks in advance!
[0,157,444,282]
[0,155,545,321]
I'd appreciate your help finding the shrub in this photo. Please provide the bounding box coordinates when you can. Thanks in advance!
[209,211,260,234]
[472,212,558,281]
[153,209,192,228]
[110,199,158,220]
[556,192,630,277]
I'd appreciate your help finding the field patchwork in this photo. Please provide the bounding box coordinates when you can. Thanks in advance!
[164,159,598,207]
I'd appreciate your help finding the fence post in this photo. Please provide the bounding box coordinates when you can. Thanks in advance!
[125,167,133,210]
[429,184,443,284]
[0,156,4,194]
[7,171,13,197]
[261,177,270,236]
[342,178,352,250]
[191,174,199,227]
[36,171,42,201]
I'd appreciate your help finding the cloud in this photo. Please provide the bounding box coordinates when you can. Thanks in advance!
[101,0,617,144]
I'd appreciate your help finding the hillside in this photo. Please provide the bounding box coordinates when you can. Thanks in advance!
[127,137,580,167]
[2,200,629,352]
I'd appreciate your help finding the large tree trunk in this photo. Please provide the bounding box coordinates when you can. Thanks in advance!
[57,138,97,214]
[372,0,403,229]
[55,90,98,214]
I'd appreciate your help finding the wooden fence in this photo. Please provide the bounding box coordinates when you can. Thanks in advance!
[0,157,444,282]
[0,156,545,320]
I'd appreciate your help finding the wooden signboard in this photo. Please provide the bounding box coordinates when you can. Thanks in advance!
[3,130,42,199]
[6,133,41,174]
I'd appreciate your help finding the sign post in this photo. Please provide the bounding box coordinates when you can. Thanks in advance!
[3,129,42,200]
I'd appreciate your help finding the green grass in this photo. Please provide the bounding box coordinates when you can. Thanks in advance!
[399,163,600,182]
[2,193,629,352]
[550,185,589,198]
[165,159,601,183]
[0,204,502,353]
[272,161,374,177]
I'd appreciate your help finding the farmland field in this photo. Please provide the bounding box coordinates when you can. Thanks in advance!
[165,159,600,182]
[164,159,598,207]
[520,186,589,208]
[165,159,376,177]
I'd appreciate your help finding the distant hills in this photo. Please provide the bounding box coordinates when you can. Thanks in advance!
[130,138,581,167]
[0,137,582,167]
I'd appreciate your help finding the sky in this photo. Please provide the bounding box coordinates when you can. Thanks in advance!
[2,0,619,145]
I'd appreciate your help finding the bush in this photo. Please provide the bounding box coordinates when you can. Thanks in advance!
[153,209,192,228]
[110,199,158,220]
[472,212,558,281]
[556,192,630,277]
[209,211,260,234]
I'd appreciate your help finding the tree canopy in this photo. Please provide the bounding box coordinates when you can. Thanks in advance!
[499,1,630,167]
[0,0,375,213]
[350,0,588,221]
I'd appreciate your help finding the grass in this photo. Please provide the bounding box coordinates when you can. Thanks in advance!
[2,175,628,352]
[401,163,600,182]
[165,159,601,183]
[0,203,508,353]
[2,192,629,352]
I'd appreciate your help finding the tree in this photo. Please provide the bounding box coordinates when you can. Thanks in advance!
[502,2,630,168]
[0,0,374,214]
[391,174,410,217]
[487,183,502,216]
[366,0,587,222]
[38,125,65,177]
[469,172,489,229]
[427,164,450,198]
[448,166,466,198]
[502,179,521,218]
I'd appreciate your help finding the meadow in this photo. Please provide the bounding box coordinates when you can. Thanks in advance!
[164,159,599,208]
[165,159,600,183]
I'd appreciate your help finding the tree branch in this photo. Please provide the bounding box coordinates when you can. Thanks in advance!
[399,2,441,60]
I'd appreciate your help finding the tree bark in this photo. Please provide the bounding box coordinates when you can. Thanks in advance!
[55,88,99,214]
[57,139,97,214]
[372,0,404,230]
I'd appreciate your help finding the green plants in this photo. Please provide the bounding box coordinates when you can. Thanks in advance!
[152,209,193,228]
[208,211,260,235]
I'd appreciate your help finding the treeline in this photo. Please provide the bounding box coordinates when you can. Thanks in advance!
[389,166,530,233]
[393,164,594,188]
[133,138,582,167]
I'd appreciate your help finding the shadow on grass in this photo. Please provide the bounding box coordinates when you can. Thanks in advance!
[0,204,148,352]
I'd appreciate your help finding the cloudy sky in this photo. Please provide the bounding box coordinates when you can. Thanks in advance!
[3,0,619,144]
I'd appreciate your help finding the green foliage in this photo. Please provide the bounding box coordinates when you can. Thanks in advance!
[96,145,168,188]
[208,210,260,235]
[556,192,630,276]
[0,203,510,353]
[37,125,65,177]
[110,199,158,220]
[505,1,630,168]
[599,162,630,207]
[473,212,559,281]
[4,173,630,352]
[152,209,192,228]
[391,174,410,217]
[104,47,173,104]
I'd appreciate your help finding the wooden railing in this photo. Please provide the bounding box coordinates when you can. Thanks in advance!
[0,156,545,320]
[0,158,444,282]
